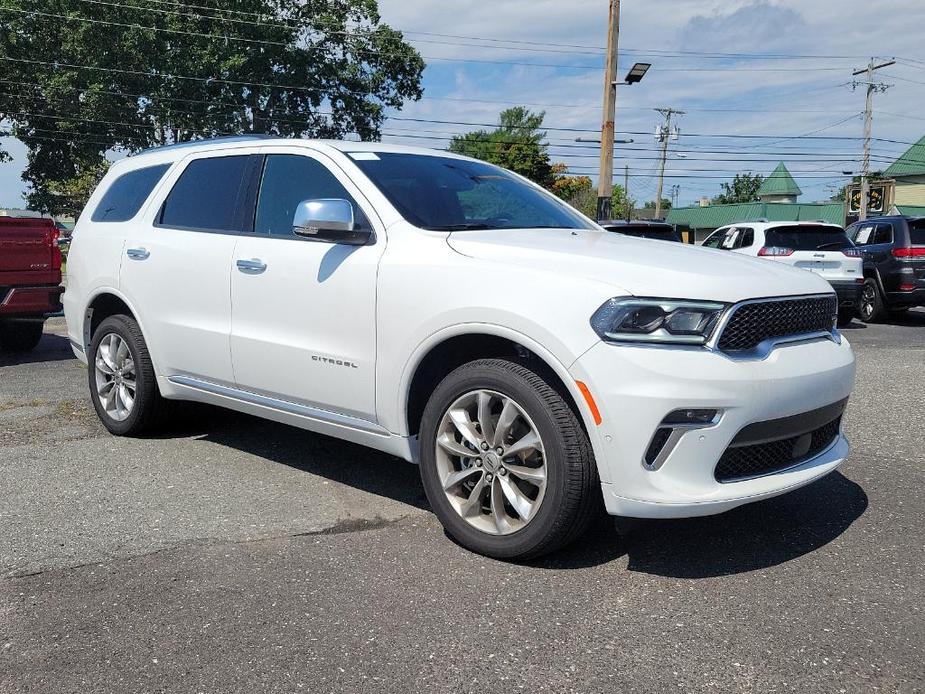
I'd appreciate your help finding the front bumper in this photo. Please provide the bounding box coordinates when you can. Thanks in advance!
[829,279,863,309]
[570,334,855,518]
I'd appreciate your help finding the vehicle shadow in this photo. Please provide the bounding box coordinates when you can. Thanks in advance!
[535,471,867,577]
[0,332,76,367]
[171,405,429,510]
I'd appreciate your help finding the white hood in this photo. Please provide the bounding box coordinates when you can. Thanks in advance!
[447,228,833,304]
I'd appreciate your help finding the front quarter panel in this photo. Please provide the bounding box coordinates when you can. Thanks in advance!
[375,224,618,438]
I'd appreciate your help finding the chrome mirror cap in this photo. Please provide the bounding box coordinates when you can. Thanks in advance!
[292,198,355,238]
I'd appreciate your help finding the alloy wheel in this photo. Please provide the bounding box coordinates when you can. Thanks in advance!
[859,284,876,321]
[94,333,137,422]
[434,389,547,535]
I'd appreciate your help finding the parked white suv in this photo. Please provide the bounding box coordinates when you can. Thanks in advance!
[64,137,856,559]
[702,221,864,326]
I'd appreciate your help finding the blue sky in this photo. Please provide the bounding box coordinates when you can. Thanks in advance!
[2,0,924,209]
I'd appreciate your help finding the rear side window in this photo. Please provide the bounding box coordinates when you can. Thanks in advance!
[852,223,893,246]
[910,220,925,245]
[765,225,852,251]
[159,156,252,232]
[91,164,170,222]
[255,154,368,237]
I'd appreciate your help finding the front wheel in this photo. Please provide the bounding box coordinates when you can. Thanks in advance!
[858,278,886,323]
[419,359,599,560]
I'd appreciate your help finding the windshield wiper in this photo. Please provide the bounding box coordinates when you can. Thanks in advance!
[427,223,495,231]
[816,242,848,250]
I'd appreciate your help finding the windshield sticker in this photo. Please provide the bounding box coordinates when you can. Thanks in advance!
[349,153,380,161]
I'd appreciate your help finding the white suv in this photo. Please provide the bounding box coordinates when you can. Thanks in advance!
[64,137,856,559]
[702,221,864,326]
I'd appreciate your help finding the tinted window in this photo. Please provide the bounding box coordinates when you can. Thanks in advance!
[159,156,251,232]
[353,153,595,231]
[739,228,754,248]
[91,164,170,222]
[604,224,681,242]
[765,225,852,251]
[909,219,925,245]
[702,229,728,248]
[255,155,367,237]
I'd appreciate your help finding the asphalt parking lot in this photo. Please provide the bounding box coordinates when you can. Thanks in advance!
[2,314,923,693]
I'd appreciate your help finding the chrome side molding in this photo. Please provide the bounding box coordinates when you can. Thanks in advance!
[167,375,390,436]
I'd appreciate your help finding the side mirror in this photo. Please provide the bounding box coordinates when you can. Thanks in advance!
[292,199,371,246]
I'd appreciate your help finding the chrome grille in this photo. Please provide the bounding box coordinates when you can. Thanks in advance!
[717,295,837,353]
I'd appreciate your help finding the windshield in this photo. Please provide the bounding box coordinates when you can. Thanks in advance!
[765,225,853,251]
[605,224,681,242]
[352,153,597,231]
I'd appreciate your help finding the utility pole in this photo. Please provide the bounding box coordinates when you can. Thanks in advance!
[624,164,630,221]
[853,58,894,221]
[654,107,684,219]
[596,0,620,221]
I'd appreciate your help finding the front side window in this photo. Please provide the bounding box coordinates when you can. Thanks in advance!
[701,229,728,249]
[352,153,596,231]
[159,155,252,232]
[91,164,171,222]
[254,155,368,237]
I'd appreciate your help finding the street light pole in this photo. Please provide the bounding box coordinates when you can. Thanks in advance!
[596,0,620,221]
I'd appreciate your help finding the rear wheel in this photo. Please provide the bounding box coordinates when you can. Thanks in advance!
[858,278,886,323]
[0,319,44,353]
[419,359,599,560]
[88,315,169,436]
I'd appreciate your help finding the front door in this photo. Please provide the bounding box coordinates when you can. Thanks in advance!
[230,148,384,422]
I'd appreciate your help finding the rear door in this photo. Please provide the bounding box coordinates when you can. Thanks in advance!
[764,224,861,283]
[850,221,894,286]
[120,151,260,385]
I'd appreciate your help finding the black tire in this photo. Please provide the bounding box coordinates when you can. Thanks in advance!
[88,314,169,436]
[0,319,44,353]
[836,309,855,328]
[419,358,600,560]
[858,278,886,323]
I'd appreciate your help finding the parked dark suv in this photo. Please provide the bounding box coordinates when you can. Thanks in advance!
[600,220,682,242]
[846,216,925,322]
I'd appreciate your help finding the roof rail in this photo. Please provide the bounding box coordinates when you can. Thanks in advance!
[133,134,275,156]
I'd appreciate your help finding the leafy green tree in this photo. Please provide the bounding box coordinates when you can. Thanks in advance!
[0,0,424,213]
[563,183,633,221]
[644,198,672,210]
[712,173,764,205]
[449,107,553,186]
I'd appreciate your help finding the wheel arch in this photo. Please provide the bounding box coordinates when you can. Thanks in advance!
[401,325,598,448]
[83,288,146,355]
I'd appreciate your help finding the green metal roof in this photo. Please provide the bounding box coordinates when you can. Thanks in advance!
[884,135,925,177]
[666,201,845,230]
[757,162,802,197]
[897,204,925,217]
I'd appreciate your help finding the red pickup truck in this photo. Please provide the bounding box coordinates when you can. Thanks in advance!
[0,217,64,352]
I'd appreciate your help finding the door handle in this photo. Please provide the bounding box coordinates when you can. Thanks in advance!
[126,247,150,260]
[236,258,267,274]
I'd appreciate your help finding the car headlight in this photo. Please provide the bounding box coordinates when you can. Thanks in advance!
[590,297,728,345]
